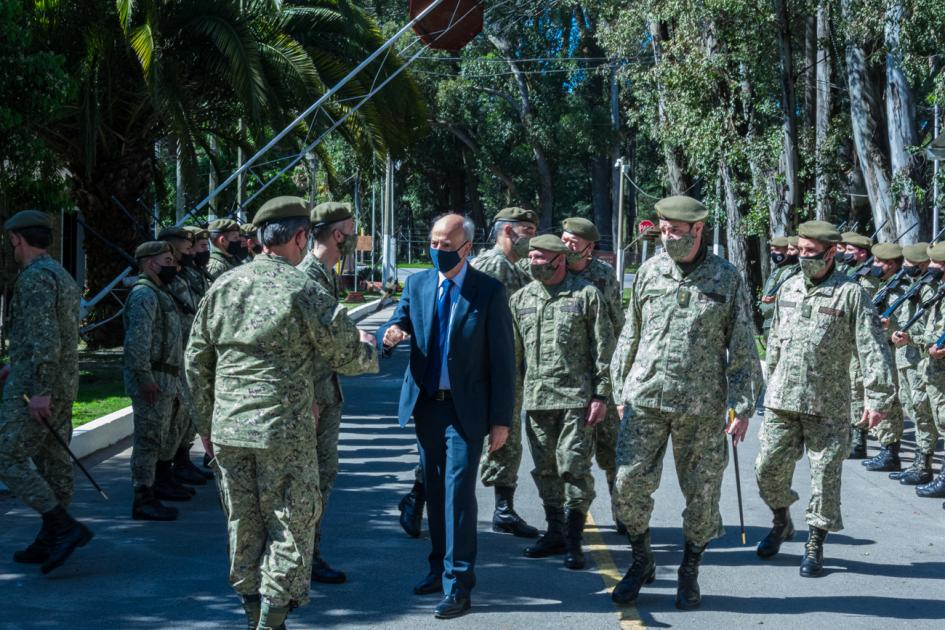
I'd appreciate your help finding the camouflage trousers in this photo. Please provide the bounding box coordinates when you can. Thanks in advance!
[0,396,74,514]
[756,409,846,531]
[314,399,342,555]
[905,361,940,455]
[922,362,945,443]
[849,356,865,428]
[870,364,905,447]
[525,408,596,513]
[593,404,620,486]
[216,441,321,609]
[130,392,181,487]
[480,395,523,488]
[160,382,193,461]
[612,405,727,546]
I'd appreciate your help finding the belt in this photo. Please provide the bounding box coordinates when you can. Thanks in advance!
[150,361,180,377]
[429,390,452,401]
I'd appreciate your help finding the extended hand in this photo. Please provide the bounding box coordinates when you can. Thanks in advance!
[929,344,945,360]
[891,331,910,347]
[864,409,886,430]
[311,400,321,426]
[27,394,52,425]
[200,435,215,462]
[726,414,750,443]
[383,324,409,349]
[585,399,607,427]
[139,382,161,406]
[761,295,775,304]
[880,317,890,330]
[359,329,377,346]
[488,425,509,453]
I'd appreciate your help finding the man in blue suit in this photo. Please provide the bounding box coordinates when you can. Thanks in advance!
[378,213,516,619]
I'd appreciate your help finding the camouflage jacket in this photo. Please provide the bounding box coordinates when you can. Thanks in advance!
[472,247,532,298]
[510,274,614,411]
[206,250,238,281]
[759,263,799,330]
[765,268,896,417]
[3,254,80,402]
[570,257,625,334]
[882,276,931,368]
[182,265,210,300]
[122,277,183,396]
[612,250,761,419]
[185,253,378,447]
[298,251,345,406]
[165,274,201,342]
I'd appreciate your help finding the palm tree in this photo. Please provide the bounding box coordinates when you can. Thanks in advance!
[27,0,426,344]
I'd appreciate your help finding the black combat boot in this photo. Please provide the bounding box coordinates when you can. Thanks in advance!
[256,598,290,630]
[612,530,656,604]
[756,507,795,559]
[523,506,566,558]
[848,428,868,459]
[311,554,347,584]
[916,467,945,498]
[675,541,706,610]
[132,486,179,521]
[563,509,587,570]
[398,481,425,538]
[891,454,933,485]
[40,505,94,575]
[492,486,539,538]
[241,594,261,630]
[154,460,193,501]
[173,446,212,485]
[13,519,53,564]
[799,526,827,577]
[863,441,900,472]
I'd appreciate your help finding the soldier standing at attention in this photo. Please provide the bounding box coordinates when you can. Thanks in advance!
[124,241,189,521]
[186,225,214,286]
[561,217,626,533]
[0,210,91,575]
[756,221,896,577]
[242,222,262,261]
[205,218,243,280]
[609,196,761,609]
[298,201,359,584]
[512,234,614,570]
[759,236,799,339]
[186,196,378,629]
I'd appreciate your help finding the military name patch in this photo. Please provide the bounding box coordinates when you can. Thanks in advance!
[701,291,728,303]
[518,307,537,315]
[780,300,797,308]
[818,306,845,317]
[560,303,582,314]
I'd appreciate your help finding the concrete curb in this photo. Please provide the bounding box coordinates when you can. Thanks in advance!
[347,296,392,322]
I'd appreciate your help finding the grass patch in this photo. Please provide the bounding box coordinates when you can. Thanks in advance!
[73,364,129,428]
[397,262,432,269]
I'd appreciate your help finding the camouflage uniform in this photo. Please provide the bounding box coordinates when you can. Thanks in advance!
[206,249,238,281]
[174,264,211,452]
[759,263,799,336]
[185,253,378,608]
[298,251,345,555]
[611,249,760,546]
[161,273,203,461]
[510,274,614,513]
[909,284,945,448]
[848,273,884,431]
[569,257,625,485]
[758,268,896,531]
[0,254,80,514]
[123,277,184,487]
[471,246,533,488]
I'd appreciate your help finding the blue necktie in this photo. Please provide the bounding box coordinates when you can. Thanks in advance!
[424,277,453,394]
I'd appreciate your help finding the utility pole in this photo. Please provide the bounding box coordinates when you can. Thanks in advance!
[935,104,941,238]
[614,157,627,291]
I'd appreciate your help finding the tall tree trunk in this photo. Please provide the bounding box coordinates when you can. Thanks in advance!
[814,3,832,220]
[650,21,692,195]
[841,0,895,241]
[884,2,920,243]
[738,63,785,235]
[461,148,485,229]
[804,15,818,129]
[774,0,802,217]
[719,160,749,281]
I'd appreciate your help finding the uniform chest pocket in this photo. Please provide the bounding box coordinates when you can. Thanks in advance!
[554,301,583,338]
[515,307,539,338]
[797,304,845,344]
[695,290,730,317]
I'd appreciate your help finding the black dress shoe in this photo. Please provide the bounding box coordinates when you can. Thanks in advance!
[311,554,347,584]
[434,593,471,619]
[414,572,442,595]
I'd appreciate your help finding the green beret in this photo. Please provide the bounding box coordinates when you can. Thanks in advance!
[3,210,52,232]
[654,196,708,223]
[208,218,240,233]
[310,202,352,226]
[841,232,873,250]
[528,234,570,254]
[871,243,903,261]
[927,242,945,262]
[253,196,311,226]
[183,226,209,240]
[903,243,930,264]
[495,207,539,226]
[134,241,172,260]
[158,226,193,242]
[797,220,841,244]
[561,217,601,242]
[769,236,790,248]
[240,223,257,237]
[787,236,799,247]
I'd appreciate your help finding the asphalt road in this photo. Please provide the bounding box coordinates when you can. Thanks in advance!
[1,305,943,629]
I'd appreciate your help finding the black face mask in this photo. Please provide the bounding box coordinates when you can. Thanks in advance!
[868,265,883,278]
[904,265,922,277]
[926,267,944,282]
[252,244,263,255]
[834,253,851,265]
[179,253,195,267]
[194,250,211,267]
[226,240,243,258]
[783,254,799,265]
[157,265,178,285]
[770,252,787,266]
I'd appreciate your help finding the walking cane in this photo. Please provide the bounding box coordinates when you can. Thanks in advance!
[23,395,109,500]
[729,408,746,545]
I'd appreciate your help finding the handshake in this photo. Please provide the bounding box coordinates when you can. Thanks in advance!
[382,325,410,352]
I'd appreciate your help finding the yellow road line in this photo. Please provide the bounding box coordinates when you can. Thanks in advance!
[584,511,647,629]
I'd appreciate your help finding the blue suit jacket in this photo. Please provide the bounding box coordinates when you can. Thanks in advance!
[377,265,516,439]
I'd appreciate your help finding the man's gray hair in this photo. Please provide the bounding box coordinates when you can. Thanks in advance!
[429,213,476,243]
[490,219,516,242]
[259,217,311,247]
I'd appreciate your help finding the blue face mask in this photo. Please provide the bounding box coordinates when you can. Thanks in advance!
[429,241,468,273]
